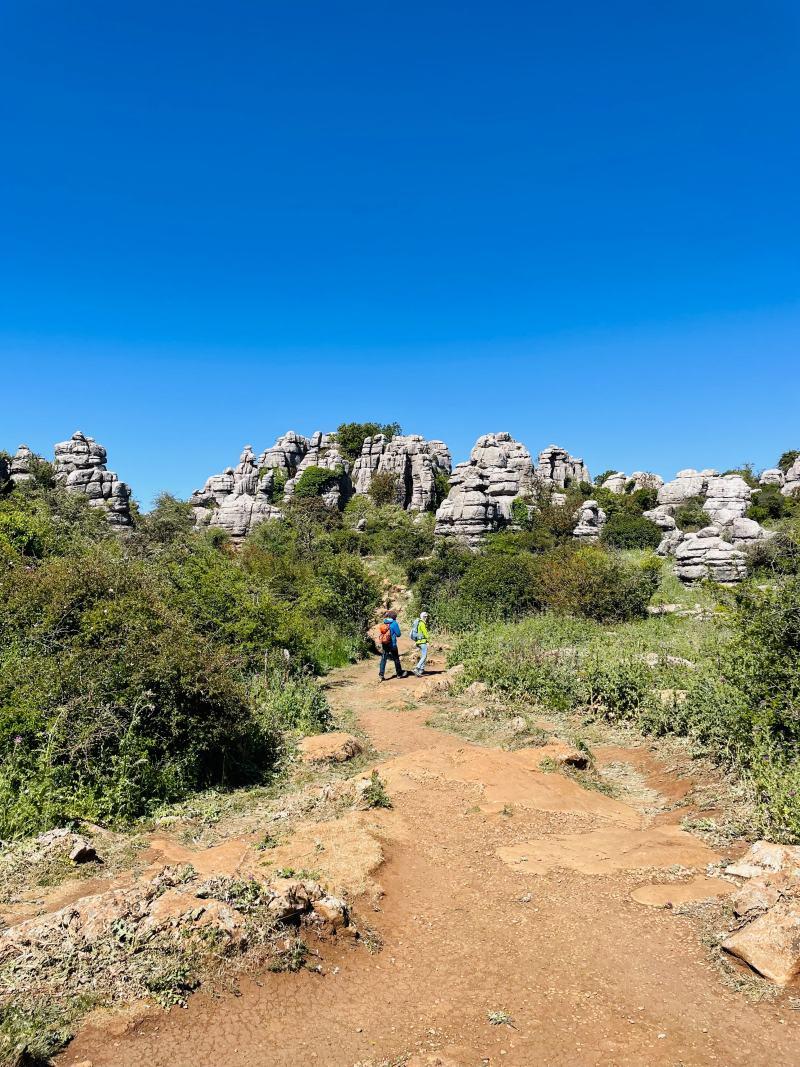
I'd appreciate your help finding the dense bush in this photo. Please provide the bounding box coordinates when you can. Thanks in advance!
[529,546,660,623]
[600,512,662,550]
[335,421,402,462]
[0,475,379,837]
[674,495,708,531]
[778,449,799,474]
[293,465,343,500]
[368,471,399,506]
[414,541,659,629]
[746,484,799,524]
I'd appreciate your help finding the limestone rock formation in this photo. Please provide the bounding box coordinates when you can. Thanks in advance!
[8,445,34,486]
[434,433,534,545]
[600,471,664,494]
[536,445,590,489]
[256,430,309,475]
[191,444,282,539]
[782,457,800,497]
[673,527,748,584]
[352,434,451,510]
[702,474,752,526]
[433,466,501,547]
[53,431,132,528]
[573,499,606,542]
[283,431,351,508]
[657,469,717,508]
[760,468,785,487]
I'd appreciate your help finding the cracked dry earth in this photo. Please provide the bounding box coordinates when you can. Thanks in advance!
[62,646,800,1067]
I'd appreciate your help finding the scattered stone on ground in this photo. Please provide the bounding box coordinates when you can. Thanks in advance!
[631,877,735,908]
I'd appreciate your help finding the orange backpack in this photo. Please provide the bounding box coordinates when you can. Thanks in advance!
[378,622,393,646]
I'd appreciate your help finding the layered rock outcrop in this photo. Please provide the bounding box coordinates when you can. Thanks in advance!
[191,445,282,539]
[53,431,132,528]
[434,433,534,545]
[673,527,749,584]
[352,434,451,510]
[434,434,591,546]
[599,471,664,494]
[783,457,800,497]
[283,432,351,509]
[9,445,34,486]
[573,500,607,542]
[536,445,590,489]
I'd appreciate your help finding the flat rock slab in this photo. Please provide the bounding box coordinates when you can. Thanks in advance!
[497,825,718,877]
[631,876,734,908]
[297,731,363,764]
[723,899,800,984]
[380,746,641,826]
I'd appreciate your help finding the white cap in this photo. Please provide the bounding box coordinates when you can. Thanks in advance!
[420,611,429,619]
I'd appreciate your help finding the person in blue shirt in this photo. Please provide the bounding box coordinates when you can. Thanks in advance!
[378,609,405,682]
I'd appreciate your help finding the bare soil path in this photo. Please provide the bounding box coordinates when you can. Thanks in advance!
[62,645,800,1067]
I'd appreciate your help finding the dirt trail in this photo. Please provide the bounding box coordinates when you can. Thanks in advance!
[63,646,800,1067]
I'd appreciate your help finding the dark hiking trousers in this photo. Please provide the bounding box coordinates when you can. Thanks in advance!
[379,646,403,678]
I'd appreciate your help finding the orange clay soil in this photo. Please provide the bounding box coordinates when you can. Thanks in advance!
[60,644,800,1067]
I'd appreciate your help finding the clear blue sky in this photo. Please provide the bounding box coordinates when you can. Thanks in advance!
[1,1,798,507]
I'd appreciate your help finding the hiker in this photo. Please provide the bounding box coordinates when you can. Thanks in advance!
[378,609,405,681]
[411,611,430,676]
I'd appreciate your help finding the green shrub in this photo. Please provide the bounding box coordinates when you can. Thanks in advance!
[293,465,343,500]
[746,484,798,524]
[674,495,708,531]
[252,667,331,735]
[778,450,799,474]
[335,422,402,462]
[601,512,662,550]
[368,471,399,506]
[531,546,660,623]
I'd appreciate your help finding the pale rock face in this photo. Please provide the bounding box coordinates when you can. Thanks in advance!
[629,471,664,491]
[728,516,772,547]
[702,475,752,527]
[434,433,534,545]
[536,444,590,489]
[433,466,501,547]
[52,431,132,528]
[599,470,663,494]
[599,472,627,494]
[573,500,606,542]
[257,431,309,475]
[283,431,351,508]
[351,434,451,511]
[760,468,784,487]
[674,526,748,584]
[9,444,34,485]
[191,444,282,538]
[657,469,716,508]
[782,457,800,497]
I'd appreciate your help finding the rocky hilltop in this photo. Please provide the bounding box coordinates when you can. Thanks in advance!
[7,426,795,585]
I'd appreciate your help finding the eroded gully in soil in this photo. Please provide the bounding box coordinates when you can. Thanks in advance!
[61,645,800,1067]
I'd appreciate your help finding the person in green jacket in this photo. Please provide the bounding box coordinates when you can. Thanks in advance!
[412,611,430,677]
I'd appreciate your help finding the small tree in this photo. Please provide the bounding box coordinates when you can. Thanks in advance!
[368,471,399,506]
[778,450,800,474]
[335,422,403,462]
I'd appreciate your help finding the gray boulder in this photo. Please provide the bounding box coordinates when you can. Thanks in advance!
[53,431,132,528]
[760,468,785,487]
[702,475,752,527]
[674,527,748,584]
[9,445,34,486]
[351,434,451,510]
[573,499,606,542]
[782,457,800,497]
[536,444,590,489]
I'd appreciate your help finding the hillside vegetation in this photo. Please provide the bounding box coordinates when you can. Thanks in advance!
[1,448,799,842]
